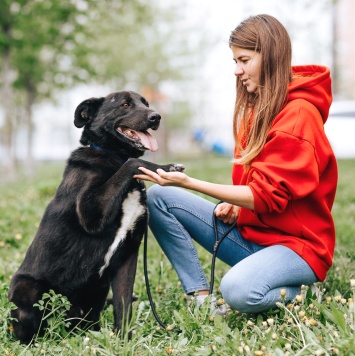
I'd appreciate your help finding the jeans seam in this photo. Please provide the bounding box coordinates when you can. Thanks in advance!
[168,209,209,291]
[166,203,254,254]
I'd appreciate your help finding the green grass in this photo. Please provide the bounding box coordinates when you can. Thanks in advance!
[0,156,354,355]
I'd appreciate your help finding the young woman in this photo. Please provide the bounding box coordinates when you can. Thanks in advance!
[134,14,337,313]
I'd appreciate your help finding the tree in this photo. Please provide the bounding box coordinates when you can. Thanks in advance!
[0,1,159,176]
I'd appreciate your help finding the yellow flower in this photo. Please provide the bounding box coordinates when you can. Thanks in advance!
[15,233,22,240]
[165,347,173,354]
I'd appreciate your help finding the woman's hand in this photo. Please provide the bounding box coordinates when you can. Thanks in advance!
[134,167,189,187]
[214,202,240,224]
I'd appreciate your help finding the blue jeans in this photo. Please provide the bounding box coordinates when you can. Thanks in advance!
[147,185,318,313]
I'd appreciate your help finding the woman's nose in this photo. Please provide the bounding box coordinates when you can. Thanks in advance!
[234,64,243,76]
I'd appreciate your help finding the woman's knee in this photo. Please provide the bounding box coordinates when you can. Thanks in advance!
[220,271,264,313]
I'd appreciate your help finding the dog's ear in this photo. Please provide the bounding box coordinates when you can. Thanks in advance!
[74,97,105,128]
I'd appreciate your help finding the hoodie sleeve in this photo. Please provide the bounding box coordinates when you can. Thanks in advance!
[249,132,319,214]
[247,98,327,214]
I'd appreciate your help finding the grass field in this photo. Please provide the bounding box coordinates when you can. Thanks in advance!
[0,155,354,355]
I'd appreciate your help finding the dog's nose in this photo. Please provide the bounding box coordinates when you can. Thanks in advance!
[148,112,161,124]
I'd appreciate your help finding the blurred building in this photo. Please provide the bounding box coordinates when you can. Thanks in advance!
[333,0,355,99]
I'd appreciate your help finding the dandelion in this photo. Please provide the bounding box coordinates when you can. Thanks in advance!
[309,303,314,309]
[272,332,277,340]
[254,351,264,355]
[210,345,217,352]
[237,346,244,353]
[285,343,291,351]
[83,337,90,346]
[340,298,347,305]
[280,288,286,297]
[350,279,355,288]
[244,345,251,352]
[166,325,174,331]
[315,349,324,356]
[334,295,341,302]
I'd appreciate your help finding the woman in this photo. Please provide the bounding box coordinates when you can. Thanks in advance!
[134,14,337,313]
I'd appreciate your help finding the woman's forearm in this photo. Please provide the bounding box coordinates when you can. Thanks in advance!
[184,177,254,210]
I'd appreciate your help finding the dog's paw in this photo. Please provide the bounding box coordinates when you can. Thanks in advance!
[169,164,185,172]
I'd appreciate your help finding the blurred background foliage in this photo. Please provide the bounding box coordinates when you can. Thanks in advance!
[0,0,209,178]
[0,0,354,180]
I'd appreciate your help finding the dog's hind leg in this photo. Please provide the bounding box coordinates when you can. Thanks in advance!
[111,251,139,335]
[8,275,48,344]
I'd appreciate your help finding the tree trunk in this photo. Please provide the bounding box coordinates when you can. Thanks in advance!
[0,49,16,180]
[24,88,36,176]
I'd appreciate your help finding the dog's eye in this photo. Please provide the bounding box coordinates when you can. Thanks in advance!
[122,103,130,108]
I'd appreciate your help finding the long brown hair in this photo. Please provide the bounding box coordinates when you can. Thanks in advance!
[229,14,292,166]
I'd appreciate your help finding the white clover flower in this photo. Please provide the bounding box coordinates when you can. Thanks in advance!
[267,318,274,326]
[309,318,317,326]
[298,310,306,318]
[295,295,303,303]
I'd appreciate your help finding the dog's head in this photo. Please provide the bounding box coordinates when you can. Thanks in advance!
[74,91,160,157]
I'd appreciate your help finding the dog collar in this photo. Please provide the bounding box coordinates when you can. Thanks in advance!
[89,143,129,165]
[90,143,106,151]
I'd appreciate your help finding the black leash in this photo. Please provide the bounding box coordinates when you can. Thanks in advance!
[143,201,237,330]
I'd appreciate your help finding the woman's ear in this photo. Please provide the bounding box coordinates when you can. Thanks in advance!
[74,97,105,128]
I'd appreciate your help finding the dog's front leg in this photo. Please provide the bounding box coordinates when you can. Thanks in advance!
[125,158,185,175]
[111,251,139,335]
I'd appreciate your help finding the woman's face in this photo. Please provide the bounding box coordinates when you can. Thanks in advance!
[231,46,262,94]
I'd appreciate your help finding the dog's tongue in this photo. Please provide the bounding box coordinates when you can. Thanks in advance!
[134,130,158,152]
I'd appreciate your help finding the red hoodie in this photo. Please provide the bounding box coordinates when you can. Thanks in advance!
[232,65,337,281]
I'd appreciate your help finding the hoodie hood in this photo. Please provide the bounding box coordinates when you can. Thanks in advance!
[288,65,332,123]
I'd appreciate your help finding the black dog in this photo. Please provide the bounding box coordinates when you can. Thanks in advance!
[8,90,184,343]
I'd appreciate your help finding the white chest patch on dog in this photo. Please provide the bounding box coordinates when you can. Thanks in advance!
[99,190,144,277]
